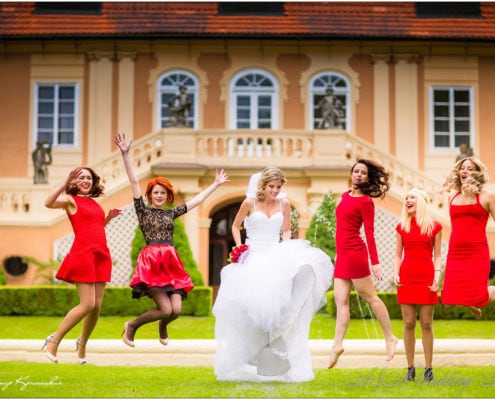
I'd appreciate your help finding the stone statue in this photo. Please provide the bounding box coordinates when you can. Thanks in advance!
[168,85,192,127]
[456,143,474,162]
[317,86,344,129]
[32,141,52,184]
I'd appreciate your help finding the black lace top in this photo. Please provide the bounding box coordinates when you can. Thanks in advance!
[134,197,187,245]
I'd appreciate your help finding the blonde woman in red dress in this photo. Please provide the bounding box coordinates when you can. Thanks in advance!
[441,157,495,318]
[42,167,122,364]
[328,159,398,369]
[394,188,443,382]
[114,133,228,347]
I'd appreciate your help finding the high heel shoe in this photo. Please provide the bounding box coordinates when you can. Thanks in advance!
[75,338,87,365]
[41,334,60,364]
[328,347,344,369]
[470,306,482,320]
[121,321,135,348]
[158,320,169,346]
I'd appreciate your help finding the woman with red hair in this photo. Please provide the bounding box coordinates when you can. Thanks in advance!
[114,133,229,347]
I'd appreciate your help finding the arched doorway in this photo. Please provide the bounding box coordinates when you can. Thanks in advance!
[209,201,245,299]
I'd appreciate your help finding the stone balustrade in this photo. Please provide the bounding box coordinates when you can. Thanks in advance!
[0,128,458,226]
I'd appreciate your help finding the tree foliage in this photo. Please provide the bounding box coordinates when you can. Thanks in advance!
[305,193,337,261]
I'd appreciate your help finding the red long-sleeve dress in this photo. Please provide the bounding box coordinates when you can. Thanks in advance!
[334,191,379,279]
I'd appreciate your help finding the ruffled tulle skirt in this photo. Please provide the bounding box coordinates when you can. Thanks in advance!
[213,239,334,382]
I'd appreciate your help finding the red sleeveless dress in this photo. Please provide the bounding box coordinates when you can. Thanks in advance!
[396,219,442,305]
[56,195,112,283]
[441,193,490,307]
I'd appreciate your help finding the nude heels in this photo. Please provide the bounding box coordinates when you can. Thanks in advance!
[75,338,87,365]
[41,334,60,363]
[158,320,169,346]
[121,321,135,348]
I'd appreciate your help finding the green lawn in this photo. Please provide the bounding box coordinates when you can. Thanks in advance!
[1,315,494,398]
[0,362,493,398]
[1,314,494,340]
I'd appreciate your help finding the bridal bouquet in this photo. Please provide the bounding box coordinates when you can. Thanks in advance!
[227,244,249,264]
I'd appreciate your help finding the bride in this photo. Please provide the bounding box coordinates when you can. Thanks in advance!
[213,166,334,382]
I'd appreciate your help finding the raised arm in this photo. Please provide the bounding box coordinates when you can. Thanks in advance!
[185,169,229,211]
[44,168,80,212]
[113,133,142,199]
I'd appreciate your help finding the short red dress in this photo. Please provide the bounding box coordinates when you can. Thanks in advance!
[441,193,490,308]
[396,219,442,305]
[129,197,194,299]
[56,195,112,283]
[335,191,379,279]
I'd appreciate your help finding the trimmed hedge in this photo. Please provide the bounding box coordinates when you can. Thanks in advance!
[0,286,212,317]
[1,286,493,320]
[325,290,495,320]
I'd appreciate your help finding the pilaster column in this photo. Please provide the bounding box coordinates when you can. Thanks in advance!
[371,54,391,153]
[86,52,113,164]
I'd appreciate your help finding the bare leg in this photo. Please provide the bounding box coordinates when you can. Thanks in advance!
[354,276,398,361]
[488,286,495,303]
[47,282,100,357]
[418,304,434,368]
[328,278,352,368]
[400,304,417,368]
[77,282,106,359]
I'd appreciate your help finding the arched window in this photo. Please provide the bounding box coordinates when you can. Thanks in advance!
[157,71,198,129]
[230,69,279,129]
[310,72,350,130]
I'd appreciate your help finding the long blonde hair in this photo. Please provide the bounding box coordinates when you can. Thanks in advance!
[256,166,286,202]
[442,157,489,197]
[399,188,434,236]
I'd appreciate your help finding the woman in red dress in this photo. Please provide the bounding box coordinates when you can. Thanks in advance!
[42,167,122,364]
[394,188,442,382]
[114,133,228,347]
[441,157,495,318]
[328,159,398,368]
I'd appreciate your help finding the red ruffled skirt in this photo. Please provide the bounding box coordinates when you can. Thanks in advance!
[130,244,194,299]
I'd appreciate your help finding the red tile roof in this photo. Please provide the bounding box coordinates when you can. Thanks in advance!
[1,2,495,41]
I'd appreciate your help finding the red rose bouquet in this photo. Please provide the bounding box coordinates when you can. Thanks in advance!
[227,244,249,264]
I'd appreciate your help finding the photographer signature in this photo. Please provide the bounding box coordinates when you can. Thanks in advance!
[0,375,62,391]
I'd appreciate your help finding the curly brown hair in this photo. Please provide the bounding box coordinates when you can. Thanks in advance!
[65,167,105,197]
[351,159,390,199]
[442,157,489,197]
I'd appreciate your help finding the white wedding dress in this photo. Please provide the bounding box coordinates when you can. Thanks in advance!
[213,204,334,382]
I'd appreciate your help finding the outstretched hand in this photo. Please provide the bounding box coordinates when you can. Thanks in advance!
[113,133,132,154]
[67,168,83,185]
[215,169,229,186]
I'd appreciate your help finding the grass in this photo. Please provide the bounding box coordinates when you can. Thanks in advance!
[1,314,495,340]
[0,363,494,398]
[1,314,494,398]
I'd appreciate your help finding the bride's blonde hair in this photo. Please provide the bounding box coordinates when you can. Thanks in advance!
[399,188,434,236]
[442,157,489,197]
[256,166,286,202]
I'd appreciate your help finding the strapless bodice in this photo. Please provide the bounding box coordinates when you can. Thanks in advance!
[244,211,283,252]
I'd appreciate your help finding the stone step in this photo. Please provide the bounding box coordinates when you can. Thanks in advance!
[2,339,494,369]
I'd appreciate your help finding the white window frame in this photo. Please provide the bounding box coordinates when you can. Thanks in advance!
[429,86,474,152]
[309,72,350,131]
[229,69,279,130]
[33,82,79,148]
[156,70,199,129]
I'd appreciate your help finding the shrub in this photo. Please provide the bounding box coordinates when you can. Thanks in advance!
[305,192,337,260]
[0,286,212,316]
